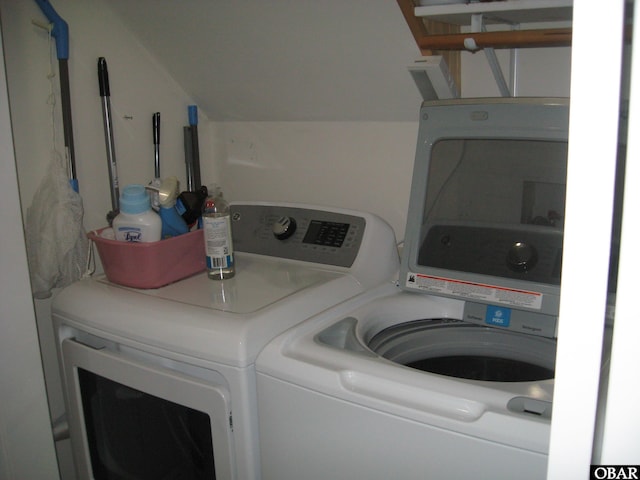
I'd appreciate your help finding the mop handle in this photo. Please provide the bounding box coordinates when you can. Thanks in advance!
[34,0,68,59]
[184,127,194,192]
[98,58,120,214]
[153,112,161,178]
[34,0,78,192]
[188,106,202,190]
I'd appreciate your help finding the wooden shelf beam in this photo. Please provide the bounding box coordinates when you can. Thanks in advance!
[397,0,572,96]
[417,28,572,51]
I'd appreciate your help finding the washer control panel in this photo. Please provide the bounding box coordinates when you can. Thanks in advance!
[230,204,366,267]
[272,216,297,240]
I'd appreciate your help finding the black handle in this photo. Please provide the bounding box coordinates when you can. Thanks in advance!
[153,112,161,144]
[98,57,110,97]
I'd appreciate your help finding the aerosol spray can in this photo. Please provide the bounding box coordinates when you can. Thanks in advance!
[202,187,235,280]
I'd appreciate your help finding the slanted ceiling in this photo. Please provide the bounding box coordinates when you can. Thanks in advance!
[107,0,424,121]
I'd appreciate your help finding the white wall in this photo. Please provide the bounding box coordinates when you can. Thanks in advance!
[212,45,571,238]
[0,26,59,480]
[106,0,425,122]
[214,121,418,236]
[1,0,571,239]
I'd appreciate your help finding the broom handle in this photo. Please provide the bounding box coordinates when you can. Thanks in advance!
[34,0,78,192]
[98,57,120,214]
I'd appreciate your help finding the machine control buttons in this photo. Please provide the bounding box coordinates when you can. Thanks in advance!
[506,242,538,272]
[272,216,297,240]
[302,221,350,248]
[230,205,366,267]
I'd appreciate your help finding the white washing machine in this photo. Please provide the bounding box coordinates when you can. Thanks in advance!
[256,98,569,480]
[51,202,398,480]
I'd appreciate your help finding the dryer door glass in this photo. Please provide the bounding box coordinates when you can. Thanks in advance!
[78,368,216,479]
[61,337,234,480]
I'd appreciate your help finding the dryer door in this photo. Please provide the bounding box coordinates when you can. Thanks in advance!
[61,336,235,479]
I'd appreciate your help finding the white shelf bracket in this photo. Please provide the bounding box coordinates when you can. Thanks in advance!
[466,14,512,97]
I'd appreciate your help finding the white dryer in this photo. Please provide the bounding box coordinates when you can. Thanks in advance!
[256,99,569,480]
[52,202,398,480]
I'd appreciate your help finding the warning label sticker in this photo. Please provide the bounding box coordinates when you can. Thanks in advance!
[405,272,543,310]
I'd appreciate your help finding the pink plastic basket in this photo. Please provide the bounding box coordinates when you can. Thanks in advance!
[89,228,206,289]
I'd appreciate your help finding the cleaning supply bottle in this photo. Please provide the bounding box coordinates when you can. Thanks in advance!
[202,187,235,280]
[153,176,189,239]
[176,185,208,227]
[112,184,161,242]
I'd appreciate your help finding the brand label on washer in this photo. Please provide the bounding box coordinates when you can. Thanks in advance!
[405,272,543,310]
[485,305,511,327]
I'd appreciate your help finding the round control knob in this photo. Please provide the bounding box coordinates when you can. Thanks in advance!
[506,242,538,273]
[272,216,297,240]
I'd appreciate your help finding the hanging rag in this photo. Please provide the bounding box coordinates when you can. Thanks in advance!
[26,2,89,299]
[26,151,88,299]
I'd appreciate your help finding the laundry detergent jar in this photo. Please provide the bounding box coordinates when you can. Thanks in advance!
[112,184,162,243]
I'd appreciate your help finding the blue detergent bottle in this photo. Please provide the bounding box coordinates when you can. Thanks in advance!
[149,176,189,238]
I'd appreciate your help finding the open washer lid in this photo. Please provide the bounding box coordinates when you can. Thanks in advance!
[400,98,569,337]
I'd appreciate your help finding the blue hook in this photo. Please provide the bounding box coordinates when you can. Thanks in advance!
[34,0,69,60]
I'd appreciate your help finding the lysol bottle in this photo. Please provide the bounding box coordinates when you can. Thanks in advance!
[202,187,235,280]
